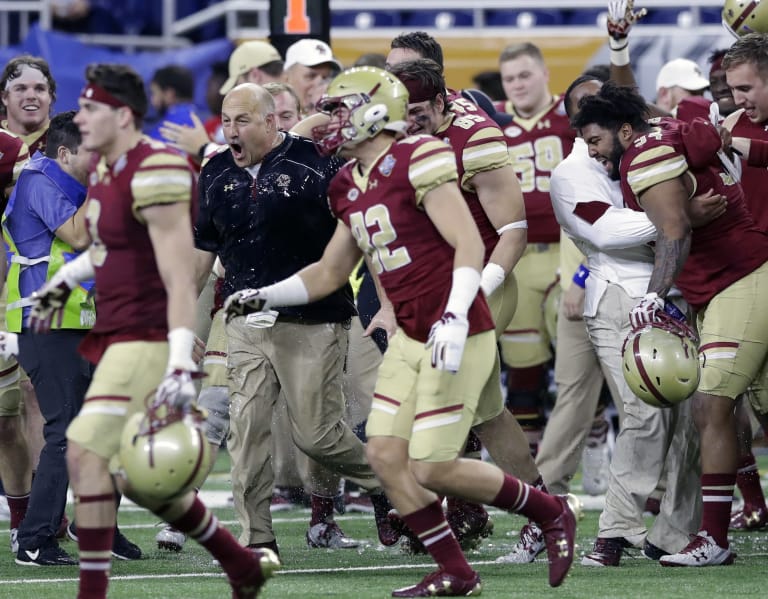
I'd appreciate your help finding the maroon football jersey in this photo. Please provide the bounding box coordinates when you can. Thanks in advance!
[329,135,494,343]
[436,99,511,262]
[0,129,29,195]
[620,117,768,310]
[83,137,196,345]
[729,110,768,231]
[494,96,575,242]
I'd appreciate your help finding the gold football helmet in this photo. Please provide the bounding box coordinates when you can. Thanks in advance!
[723,0,768,37]
[312,66,408,155]
[118,402,212,502]
[621,313,700,408]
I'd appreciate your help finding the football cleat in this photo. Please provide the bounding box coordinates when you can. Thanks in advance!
[391,569,482,597]
[540,495,576,587]
[156,525,187,552]
[495,521,544,563]
[228,547,281,599]
[445,500,494,551]
[387,510,426,554]
[306,521,361,549]
[729,504,768,531]
[659,532,735,567]
[581,536,632,567]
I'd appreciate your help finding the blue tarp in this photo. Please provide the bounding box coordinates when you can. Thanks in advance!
[0,24,233,122]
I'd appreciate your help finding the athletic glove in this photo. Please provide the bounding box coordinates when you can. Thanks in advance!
[426,312,469,373]
[223,288,268,323]
[629,292,665,329]
[0,332,19,360]
[28,279,76,334]
[607,0,648,41]
[154,369,199,410]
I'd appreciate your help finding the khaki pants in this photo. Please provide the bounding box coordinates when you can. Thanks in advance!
[536,299,609,494]
[587,283,701,552]
[226,317,380,545]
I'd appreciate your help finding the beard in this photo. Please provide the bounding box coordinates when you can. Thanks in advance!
[608,133,624,181]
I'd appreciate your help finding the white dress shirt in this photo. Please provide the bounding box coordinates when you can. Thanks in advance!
[549,138,658,317]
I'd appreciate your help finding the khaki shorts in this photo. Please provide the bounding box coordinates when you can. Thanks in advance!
[66,341,168,460]
[473,274,518,425]
[698,261,768,400]
[498,243,559,368]
[0,355,22,417]
[366,329,496,462]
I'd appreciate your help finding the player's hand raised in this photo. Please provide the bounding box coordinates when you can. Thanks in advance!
[426,312,469,373]
[607,0,648,41]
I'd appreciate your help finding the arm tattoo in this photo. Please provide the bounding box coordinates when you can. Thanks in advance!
[647,231,690,298]
[648,229,691,297]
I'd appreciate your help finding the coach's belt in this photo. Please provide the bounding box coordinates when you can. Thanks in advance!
[275,314,327,326]
[528,243,553,252]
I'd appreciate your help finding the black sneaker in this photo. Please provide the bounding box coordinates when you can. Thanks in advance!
[643,540,670,561]
[112,529,142,560]
[67,522,142,560]
[15,541,77,566]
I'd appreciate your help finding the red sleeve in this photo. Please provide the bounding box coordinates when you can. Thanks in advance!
[747,139,768,167]
[681,118,722,169]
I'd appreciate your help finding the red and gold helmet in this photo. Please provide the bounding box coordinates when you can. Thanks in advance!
[312,66,408,156]
[621,312,700,408]
[723,0,768,37]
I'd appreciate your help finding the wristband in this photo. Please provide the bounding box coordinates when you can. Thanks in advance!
[445,266,481,316]
[572,265,590,289]
[609,38,630,67]
[167,327,197,371]
[259,274,310,307]
[51,250,95,289]
[480,262,506,298]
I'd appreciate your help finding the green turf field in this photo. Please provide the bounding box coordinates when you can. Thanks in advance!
[1,452,767,599]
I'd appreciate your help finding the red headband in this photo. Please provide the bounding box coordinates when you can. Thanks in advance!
[399,76,438,104]
[80,83,129,110]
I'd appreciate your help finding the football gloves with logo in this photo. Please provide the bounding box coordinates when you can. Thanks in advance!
[223,288,269,323]
[426,312,469,373]
[28,280,75,334]
[155,369,202,410]
[607,0,648,41]
[0,332,19,360]
[629,292,665,330]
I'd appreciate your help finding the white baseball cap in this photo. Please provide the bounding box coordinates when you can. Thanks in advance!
[220,40,283,94]
[655,58,709,92]
[284,39,342,71]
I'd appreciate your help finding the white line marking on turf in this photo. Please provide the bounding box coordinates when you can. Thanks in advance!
[5,554,768,586]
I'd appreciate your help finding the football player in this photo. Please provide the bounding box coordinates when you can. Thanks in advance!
[0,127,30,555]
[720,33,768,530]
[29,63,279,598]
[547,73,714,568]
[388,57,537,549]
[573,82,768,566]
[494,41,575,455]
[225,66,577,595]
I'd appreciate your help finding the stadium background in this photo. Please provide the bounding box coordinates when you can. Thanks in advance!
[0,1,740,121]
